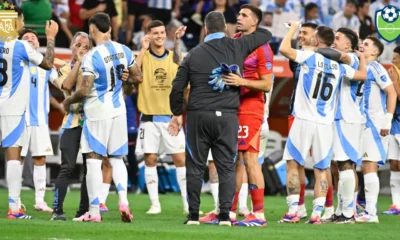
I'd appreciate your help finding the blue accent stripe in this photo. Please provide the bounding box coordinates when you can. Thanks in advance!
[153,115,172,123]
[287,137,305,166]
[90,197,100,205]
[335,120,358,162]
[185,123,193,159]
[117,183,126,192]
[8,198,16,203]
[44,70,51,124]
[315,205,324,212]
[314,147,332,170]
[303,55,316,101]
[366,116,387,166]
[92,51,107,103]
[2,114,25,148]
[0,41,4,96]
[122,45,133,67]
[103,42,123,108]
[29,63,39,126]
[82,122,107,156]
[11,42,28,98]
[110,142,128,156]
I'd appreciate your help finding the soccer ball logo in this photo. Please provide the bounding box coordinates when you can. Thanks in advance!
[382,6,399,23]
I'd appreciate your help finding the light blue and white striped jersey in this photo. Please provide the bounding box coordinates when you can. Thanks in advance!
[81,41,135,121]
[331,11,360,32]
[25,64,57,126]
[264,0,296,13]
[148,0,172,10]
[0,40,44,116]
[391,100,400,135]
[303,0,346,26]
[335,52,365,123]
[293,50,356,125]
[364,61,392,119]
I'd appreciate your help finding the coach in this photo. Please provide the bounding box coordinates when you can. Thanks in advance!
[168,11,272,226]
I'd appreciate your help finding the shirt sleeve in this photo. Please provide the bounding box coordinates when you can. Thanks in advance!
[123,45,135,68]
[170,53,190,116]
[340,64,356,80]
[235,28,272,59]
[20,40,44,65]
[81,52,97,76]
[55,64,70,89]
[256,44,274,76]
[371,63,393,90]
[48,67,58,84]
[294,50,315,64]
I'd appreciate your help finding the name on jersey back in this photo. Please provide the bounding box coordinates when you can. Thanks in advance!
[103,52,125,63]
[317,61,338,70]
[0,47,9,54]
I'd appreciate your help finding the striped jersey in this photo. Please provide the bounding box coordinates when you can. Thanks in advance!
[391,65,400,135]
[364,60,392,119]
[0,40,44,116]
[25,64,57,126]
[293,50,356,125]
[335,52,365,124]
[81,41,135,121]
[148,0,171,10]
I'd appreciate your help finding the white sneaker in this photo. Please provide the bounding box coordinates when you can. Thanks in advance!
[321,206,334,221]
[298,204,307,219]
[146,205,162,214]
[72,212,89,222]
[239,207,251,217]
[34,202,53,212]
[355,212,379,223]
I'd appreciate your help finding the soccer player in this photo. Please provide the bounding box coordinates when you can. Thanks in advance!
[62,13,142,222]
[18,29,59,213]
[1,7,58,219]
[134,20,188,214]
[354,37,396,223]
[288,22,318,220]
[384,46,400,215]
[329,28,365,223]
[279,21,367,224]
[223,4,273,227]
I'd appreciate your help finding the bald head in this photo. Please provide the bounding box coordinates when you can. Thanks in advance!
[204,11,226,34]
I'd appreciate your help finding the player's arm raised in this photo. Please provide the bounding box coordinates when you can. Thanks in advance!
[173,26,187,65]
[349,51,367,81]
[38,20,59,70]
[279,21,301,61]
[61,55,83,91]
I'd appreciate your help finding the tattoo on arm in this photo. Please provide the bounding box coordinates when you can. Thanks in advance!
[68,75,94,104]
[128,64,143,83]
[39,39,55,70]
[288,174,300,194]
[173,39,182,65]
[320,180,328,193]
[209,168,219,184]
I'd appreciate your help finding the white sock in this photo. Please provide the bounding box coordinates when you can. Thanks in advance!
[109,158,129,205]
[101,183,111,204]
[7,160,22,213]
[390,171,400,208]
[86,159,102,217]
[311,197,326,218]
[353,191,358,214]
[211,183,219,212]
[339,170,356,218]
[176,167,188,209]
[238,183,248,210]
[335,180,343,216]
[145,165,160,207]
[287,194,300,214]
[364,172,379,216]
[34,165,46,204]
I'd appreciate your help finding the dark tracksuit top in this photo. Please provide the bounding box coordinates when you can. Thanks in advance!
[169,28,272,215]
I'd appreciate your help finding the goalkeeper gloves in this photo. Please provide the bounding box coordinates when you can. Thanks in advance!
[208,63,242,92]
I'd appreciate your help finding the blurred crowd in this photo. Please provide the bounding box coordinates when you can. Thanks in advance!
[10,0,400,61]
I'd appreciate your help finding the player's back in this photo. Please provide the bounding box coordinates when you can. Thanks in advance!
[294,51,343,125]
[0,40,43,116]
[82,41,134,121]
[335,52,365,124]
[364,60,392,119]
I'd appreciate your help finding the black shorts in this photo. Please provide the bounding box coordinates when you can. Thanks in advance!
[128,1,148,16]
[147,7,171,25]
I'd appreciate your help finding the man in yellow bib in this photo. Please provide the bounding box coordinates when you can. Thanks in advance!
[135,20,188,214]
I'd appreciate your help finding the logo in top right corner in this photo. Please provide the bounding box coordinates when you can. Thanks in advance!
[375,5,400,43]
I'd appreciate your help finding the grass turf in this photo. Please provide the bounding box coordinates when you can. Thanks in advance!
[0,189,398,240]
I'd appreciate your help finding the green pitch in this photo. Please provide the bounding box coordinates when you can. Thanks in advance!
[0,189,398,240]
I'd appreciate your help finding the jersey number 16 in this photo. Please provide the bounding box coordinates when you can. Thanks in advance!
[312,72,335,101]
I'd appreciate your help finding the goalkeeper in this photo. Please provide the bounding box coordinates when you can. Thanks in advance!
[168,11,272,226]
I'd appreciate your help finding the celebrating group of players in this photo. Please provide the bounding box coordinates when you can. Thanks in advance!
[1,2,400,227]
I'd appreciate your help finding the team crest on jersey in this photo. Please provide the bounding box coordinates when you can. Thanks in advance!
[30,66,37,75]
[154,68,167,84]
[0,3,18,42]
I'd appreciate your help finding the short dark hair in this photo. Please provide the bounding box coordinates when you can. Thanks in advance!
[305,2,319,11]
[346,0,358,6]
[265,11,273,16]
[240,4,263,25]
[147,20,165,31]
[18,28,38,40]
[316,26,335,46]
[205,11,226,34]
[366,36,384,57]
[357,0,369,8]
[394,46,400,55]
[337,27,359,51]
[301,22,318,29]
[88,13,111,33]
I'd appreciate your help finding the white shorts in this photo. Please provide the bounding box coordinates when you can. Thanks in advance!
[81,114,128,157]
[283,118,333,169]
[135,121,185,155]
[21,125,53,157]
[332,120,364,164]
[362,118,389,166]
[387,134,400,160]
[0,115,26,148]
